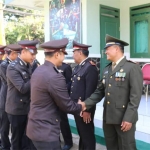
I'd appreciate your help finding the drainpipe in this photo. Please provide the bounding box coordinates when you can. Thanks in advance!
[0,0,5,45]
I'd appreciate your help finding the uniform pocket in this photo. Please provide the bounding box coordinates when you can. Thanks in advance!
[115,103,126,109]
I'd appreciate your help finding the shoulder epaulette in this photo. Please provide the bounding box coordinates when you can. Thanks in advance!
[89,60,96,66]
[127,60,136,64]
[10,60,18,67]
[1,60,7,66]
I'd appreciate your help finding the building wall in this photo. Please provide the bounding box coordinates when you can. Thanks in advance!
[43,0,150,144]
[44,0,120,58]
[120,0,150,62]
[83,0,120,57]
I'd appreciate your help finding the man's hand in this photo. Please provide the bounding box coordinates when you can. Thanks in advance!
[121,121,132,132]
[78,100,86,111]
[82,112,91,124]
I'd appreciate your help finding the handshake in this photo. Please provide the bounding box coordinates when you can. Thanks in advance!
[78,99,91,124]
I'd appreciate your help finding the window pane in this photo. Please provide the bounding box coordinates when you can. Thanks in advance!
[135,20,148,53]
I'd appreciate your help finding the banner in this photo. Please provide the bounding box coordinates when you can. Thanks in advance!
[49,0,81,58]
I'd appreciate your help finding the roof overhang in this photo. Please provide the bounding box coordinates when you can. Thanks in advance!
[5,0,44,10]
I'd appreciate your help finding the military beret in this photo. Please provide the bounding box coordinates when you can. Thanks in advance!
[73,41,91,51]
[104,34,129,49]
[40,38,68,55]
[5,44,22,53]
[18,40,39,54]
[0,45,6,55]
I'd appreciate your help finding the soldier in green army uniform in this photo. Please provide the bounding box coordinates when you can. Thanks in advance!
[79,34,143,150]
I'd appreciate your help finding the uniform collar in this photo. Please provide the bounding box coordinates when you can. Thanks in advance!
[113,56,125,67]
[79,57,89,66]
[18,56,27,66]
[44,60,55,67]
[7,56,12,63]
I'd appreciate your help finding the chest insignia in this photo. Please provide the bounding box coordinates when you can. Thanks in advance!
[77,77,80,80]
[115,72,126,81]
[104,71,108,74]
[120,69,124,72]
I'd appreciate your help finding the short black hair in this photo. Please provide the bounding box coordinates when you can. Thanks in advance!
[118,45,124,53]
[44,52,55,57]
[5,51,11,56]
[78,49,89,57]
[114,45,124,53]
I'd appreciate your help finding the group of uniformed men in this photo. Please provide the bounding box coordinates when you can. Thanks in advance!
[0,34,143,150]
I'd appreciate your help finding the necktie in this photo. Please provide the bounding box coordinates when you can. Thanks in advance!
[112,62,116,71]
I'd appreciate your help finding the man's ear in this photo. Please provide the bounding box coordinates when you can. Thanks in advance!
[21,49,26,54]
[54,52,59,58]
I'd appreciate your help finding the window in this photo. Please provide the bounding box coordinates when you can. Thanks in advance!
[130,4,150,58]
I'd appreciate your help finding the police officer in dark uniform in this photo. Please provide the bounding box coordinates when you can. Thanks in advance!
[31,59,40,73]
[26,38,83,150]
[0,46,5,90]
[0,45,6,149]
[80,35,143,150]
[5,40,38,150]
[58,63,73,150]
[0,44,22,150]
[70,41,98,150]
[0,45,5,64]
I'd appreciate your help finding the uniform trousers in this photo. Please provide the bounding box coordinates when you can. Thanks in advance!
[0,110,11,150]
[60,110,73,146]
[74,106,96,150]
[32,140,61,150]
[7,114,27,150]
[103,121,136,150]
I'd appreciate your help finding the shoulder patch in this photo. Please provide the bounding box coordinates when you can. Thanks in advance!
[127,60,136,64]
[1,60,7,66]
[10,60,17,67]
[89,61,96,66]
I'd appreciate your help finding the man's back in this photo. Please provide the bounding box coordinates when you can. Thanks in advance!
[27,60,81,142]
[6,57,31,115]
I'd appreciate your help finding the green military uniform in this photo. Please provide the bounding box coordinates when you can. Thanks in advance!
[84,35,143,150]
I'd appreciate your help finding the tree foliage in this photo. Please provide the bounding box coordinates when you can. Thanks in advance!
[5,15,44,44]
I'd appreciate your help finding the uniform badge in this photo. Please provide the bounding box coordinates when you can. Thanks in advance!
[77,77,80,80]
[102,79,105,84]
[122,73,126,81]
[115,72,119,81]
[104,71,108,74]
[20,61,23,66]
[120,69,124,72]
[58,69,63,73]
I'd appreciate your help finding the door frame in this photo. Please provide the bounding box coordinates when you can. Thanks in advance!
[100,5,120,77]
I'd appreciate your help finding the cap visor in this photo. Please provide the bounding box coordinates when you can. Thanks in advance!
[104,44,114,49]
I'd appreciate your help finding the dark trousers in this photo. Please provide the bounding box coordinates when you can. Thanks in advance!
[22,133,37,150]
[60,110,73,146]
[103,121,136,150]
[0,111,10,150]
[32,140,61,150]
[74,107,96,150]
[7,114,27,150]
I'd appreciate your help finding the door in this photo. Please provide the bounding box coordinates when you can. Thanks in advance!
[100,5,120,77]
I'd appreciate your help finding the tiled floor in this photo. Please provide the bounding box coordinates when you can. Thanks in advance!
[60,133,106,150]
[138,95,150,116]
